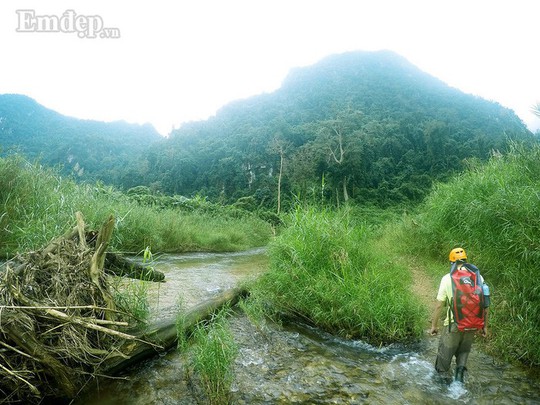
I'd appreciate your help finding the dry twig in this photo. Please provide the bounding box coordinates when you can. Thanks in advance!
[0,212,153,404]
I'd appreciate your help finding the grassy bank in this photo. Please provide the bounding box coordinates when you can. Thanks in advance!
[405,144,540,367]
[0,156,272,257]
[249,206,426,345]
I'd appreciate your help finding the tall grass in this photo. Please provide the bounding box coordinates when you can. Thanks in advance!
[180,309,238,405]
[0,156,272,257]
[407,143,540,366]
[250,206,425,344]
[110,277,150,326]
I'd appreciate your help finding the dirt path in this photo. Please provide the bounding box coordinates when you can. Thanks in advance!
[372,235,439,322]
[408,262,438,329]
[409,263,437,309]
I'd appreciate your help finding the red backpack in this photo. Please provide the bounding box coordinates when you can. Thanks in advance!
[450,262,486,331]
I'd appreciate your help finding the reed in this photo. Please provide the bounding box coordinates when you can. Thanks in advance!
[251,206,425,344]
[110,278,150,326]
[184,309,238,405]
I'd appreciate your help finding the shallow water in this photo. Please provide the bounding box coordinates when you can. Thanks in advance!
[140,248,268,321]
[75,250,540,404]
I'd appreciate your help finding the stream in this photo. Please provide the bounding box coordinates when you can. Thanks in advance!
[75,249,540,404]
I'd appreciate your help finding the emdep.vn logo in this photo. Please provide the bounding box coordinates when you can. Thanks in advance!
[16,9,120,39]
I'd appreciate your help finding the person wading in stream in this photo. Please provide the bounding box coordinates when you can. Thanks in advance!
[429,247,490,383]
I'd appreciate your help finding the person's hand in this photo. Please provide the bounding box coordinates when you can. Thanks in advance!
[481,326,488,337]
[429,327,438,336]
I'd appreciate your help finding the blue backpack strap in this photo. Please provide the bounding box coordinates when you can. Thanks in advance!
[462,262,479,272]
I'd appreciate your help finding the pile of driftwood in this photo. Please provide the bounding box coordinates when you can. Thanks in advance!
[0,213,163,404]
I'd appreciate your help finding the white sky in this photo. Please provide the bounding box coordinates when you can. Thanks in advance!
[1,0,539,136]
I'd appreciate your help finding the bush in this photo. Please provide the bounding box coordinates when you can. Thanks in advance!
[409,143,540,366]
[251,206,425,344]
[183,309,238,405]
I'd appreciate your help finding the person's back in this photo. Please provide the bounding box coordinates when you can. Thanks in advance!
[429,248,490,382]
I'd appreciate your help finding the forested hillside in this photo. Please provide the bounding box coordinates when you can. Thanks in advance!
[129,50,533,208]
[0,94,162,182]
[1,51,535,210]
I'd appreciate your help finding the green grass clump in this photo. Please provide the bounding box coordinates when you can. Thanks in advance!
[181,309,238,405]
[0,156,272,257]
[407,143,540,366]
[111,278,150,326]
[251,206,425,344]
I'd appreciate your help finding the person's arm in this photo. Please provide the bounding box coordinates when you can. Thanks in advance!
[429,300,445,335]
[482,308,489,337]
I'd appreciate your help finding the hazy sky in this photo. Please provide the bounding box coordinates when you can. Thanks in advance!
[1,0,538,135]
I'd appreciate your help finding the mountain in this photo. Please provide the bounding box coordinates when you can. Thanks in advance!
[0,94,162,181]
[132,50,534,208]
[1,51,535,209]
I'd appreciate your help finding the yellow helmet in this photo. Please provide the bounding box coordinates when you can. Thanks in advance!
[449,247,467,262]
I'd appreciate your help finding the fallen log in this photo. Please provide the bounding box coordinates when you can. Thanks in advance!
[103,287,248,376]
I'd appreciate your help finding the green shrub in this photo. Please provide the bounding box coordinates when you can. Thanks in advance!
[251,206,425,344]
[183,310,238,405]
[111,278,150,326]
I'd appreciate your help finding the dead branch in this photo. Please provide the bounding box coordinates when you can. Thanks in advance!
[0,212,157,404]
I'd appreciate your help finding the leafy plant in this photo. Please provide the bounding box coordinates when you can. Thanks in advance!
[111,278,150,326]
[251,205,425,344]
[0,155,273,258]
[531,102,540,118]
[184,310,238,405]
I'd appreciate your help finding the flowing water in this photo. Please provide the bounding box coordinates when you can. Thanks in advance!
[76,249,540,404]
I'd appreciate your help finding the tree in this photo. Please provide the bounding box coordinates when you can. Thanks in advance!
[314,108,364,203]
[268,134,292,214]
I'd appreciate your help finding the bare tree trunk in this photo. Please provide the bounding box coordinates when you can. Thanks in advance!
[277,146,284,214]
[343,176,349,203]
[89,215,116,320]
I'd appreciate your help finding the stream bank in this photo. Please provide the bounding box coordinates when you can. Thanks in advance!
[75,249,540,404]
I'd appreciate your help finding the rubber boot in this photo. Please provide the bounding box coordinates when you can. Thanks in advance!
[454,366,466,383]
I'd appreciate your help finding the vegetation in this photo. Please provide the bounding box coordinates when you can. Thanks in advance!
[243,143,540,368]
[180,308,238,405]
[111,265,151,327]
[532,102,540,118]
[132,51,533,209]
[0,213,147,403]
[0,156,272,258]
[0,94,161,183]
[2,50,540,375]
[7,142,535,361]
[248,206,426,345]
[404,143,540,366]
[2,51,534,212]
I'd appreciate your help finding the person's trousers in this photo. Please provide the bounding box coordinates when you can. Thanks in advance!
[435,323,476,372]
